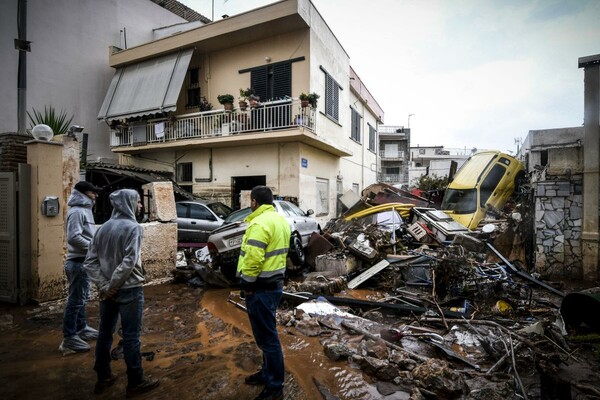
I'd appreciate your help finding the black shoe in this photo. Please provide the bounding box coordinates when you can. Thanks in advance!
[244,370,267,386]
[254,387,283,400]
[94,373,118,394]
[126,377,160,398]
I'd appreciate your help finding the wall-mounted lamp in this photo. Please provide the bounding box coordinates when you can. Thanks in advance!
[336,171,343,180]
[265,56,271,63]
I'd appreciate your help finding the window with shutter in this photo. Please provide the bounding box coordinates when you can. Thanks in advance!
[324,72,340,122]
[350,107,361,142]
[250,62,292,102]
[368,123,376,151]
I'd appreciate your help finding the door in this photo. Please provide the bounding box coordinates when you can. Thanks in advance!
[0,173,17,303]
[231,175,266,210]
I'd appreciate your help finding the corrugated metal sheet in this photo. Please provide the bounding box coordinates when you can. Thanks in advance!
[98,49,193,121]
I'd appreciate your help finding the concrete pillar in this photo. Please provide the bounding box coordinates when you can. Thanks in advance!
[579,54,600,283]
[25,136,79,302]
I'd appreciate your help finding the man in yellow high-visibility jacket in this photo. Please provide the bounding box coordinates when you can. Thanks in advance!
[237,186,290,400]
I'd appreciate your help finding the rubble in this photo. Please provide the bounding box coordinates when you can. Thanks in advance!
[171,181,600,399]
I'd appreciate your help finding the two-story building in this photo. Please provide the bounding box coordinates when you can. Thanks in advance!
[98,0,384,223]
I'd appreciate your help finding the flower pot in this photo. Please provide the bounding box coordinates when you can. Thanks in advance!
[239,101,248,111]
[249,99,259,108]
[223,102,234,111]
[301,99,309,108]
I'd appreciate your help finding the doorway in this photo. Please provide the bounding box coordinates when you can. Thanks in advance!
[231,175,266,210]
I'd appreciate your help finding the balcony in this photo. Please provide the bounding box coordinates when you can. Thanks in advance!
[110,99,316,148]
[378,173,403,183]
[379,150,406,161]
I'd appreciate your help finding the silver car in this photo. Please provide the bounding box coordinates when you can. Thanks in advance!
[176,200,232,243]
[206,200,321,280]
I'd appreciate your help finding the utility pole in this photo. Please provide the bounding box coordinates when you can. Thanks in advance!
[16,0,31,135]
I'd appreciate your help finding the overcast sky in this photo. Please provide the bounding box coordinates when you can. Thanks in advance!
[180,0,600,154]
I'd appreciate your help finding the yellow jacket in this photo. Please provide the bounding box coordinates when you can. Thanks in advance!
[237,204,291,289]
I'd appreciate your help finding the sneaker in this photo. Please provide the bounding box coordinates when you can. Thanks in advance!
[245,370,267,386]
[253,387,283,400]
[126,377,160,398]
[94,373,118,394]
[77,326,99,341]
[59,335,90,355]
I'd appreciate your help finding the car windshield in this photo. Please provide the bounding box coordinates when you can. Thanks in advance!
[441,189,477,213]
[224,207,251,223]
[207,202,233,219]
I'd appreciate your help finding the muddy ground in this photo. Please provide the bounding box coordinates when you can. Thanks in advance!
[0,280,384,400]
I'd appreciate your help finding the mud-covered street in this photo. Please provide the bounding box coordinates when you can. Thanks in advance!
[0,281,385,400]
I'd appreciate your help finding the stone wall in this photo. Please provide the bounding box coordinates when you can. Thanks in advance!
[534,176,583,279]
[0,133,29,172]
[141,182,177,281]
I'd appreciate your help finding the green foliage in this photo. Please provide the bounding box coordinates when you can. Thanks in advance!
[27,106,74,136]
[299,92,320,107]
[239,88,253,100]
[217,94,234,104]
[198,96,213,111]
[412,174,449,191]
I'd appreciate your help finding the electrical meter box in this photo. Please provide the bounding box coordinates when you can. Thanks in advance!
[41,196,60,217]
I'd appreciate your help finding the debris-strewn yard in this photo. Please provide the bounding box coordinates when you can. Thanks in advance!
[174,183,600,399]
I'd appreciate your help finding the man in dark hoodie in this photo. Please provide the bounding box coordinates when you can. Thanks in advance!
[84,189,159,397]
[60,181,101,355]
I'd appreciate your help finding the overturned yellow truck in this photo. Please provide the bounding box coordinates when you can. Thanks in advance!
[441,151,525,230]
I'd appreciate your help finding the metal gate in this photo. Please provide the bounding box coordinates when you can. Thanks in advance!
[0,172,17,303]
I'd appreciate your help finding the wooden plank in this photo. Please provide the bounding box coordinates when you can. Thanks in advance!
[347,259,390,289]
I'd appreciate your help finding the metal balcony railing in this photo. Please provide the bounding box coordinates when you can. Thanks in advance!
[379,150,405,160]
[110,99,316,147]
[377,173,402,183]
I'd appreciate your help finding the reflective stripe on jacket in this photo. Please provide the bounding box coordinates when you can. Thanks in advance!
[237,204,291,285]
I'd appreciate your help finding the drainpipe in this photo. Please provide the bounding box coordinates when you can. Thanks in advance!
[579,54,600,282]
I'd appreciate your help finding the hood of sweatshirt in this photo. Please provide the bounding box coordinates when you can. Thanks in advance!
[109,189,139,221]
[67,189,94,209]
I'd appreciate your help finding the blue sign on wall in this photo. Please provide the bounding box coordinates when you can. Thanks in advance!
[301,158,308,168]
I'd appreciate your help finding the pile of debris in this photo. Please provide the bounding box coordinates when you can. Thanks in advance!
[176,182,600,398]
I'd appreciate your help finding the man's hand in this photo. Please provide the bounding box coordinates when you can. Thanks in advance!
[100,287,118,300]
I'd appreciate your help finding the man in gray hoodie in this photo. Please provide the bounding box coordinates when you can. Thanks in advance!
[84,189,159,397]
[60,181,101,355]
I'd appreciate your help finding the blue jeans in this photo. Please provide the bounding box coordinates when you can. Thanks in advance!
[245,288,284,392]
[62,259,90,337]
[94,287,144,386]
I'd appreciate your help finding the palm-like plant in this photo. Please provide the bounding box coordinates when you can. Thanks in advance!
[27,106,74,136]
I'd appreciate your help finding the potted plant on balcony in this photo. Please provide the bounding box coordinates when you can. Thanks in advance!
[299,92,319,108]
[239,88,253,111]
[217,94,235,111]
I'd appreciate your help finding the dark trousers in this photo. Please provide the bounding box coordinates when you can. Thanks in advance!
[62,259,90,337]
[245,288,284,392]
[94,287,144,386]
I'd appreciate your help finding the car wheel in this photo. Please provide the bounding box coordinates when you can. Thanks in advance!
[288,234,305,267]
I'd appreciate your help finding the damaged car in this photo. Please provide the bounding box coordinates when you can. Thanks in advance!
[206,200,321,280]
[441,150,525,229]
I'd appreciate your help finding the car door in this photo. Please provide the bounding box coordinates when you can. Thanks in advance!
[188,203,221,242]
[278,201,315,245]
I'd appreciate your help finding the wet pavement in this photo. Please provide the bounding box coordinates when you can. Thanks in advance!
[0,281,382,400]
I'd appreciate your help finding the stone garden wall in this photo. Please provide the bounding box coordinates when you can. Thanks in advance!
[534,176,583,279]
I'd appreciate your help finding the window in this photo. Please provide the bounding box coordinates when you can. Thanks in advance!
[250,62,291,102]
[316,178,329,216]
[176,203,188,218]
[287,202,308,217]
[418,148,426,155]
[350,107,361,142]
[177,162,193,182]
[480,164,506,207]
[186,67,201,108]
[189,204,216,220]
[321,67,341,121]
[368,123,376,151]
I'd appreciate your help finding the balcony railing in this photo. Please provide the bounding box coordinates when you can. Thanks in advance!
[378,173,403,183]
[110,99,316,147]
[379,150,405,160]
